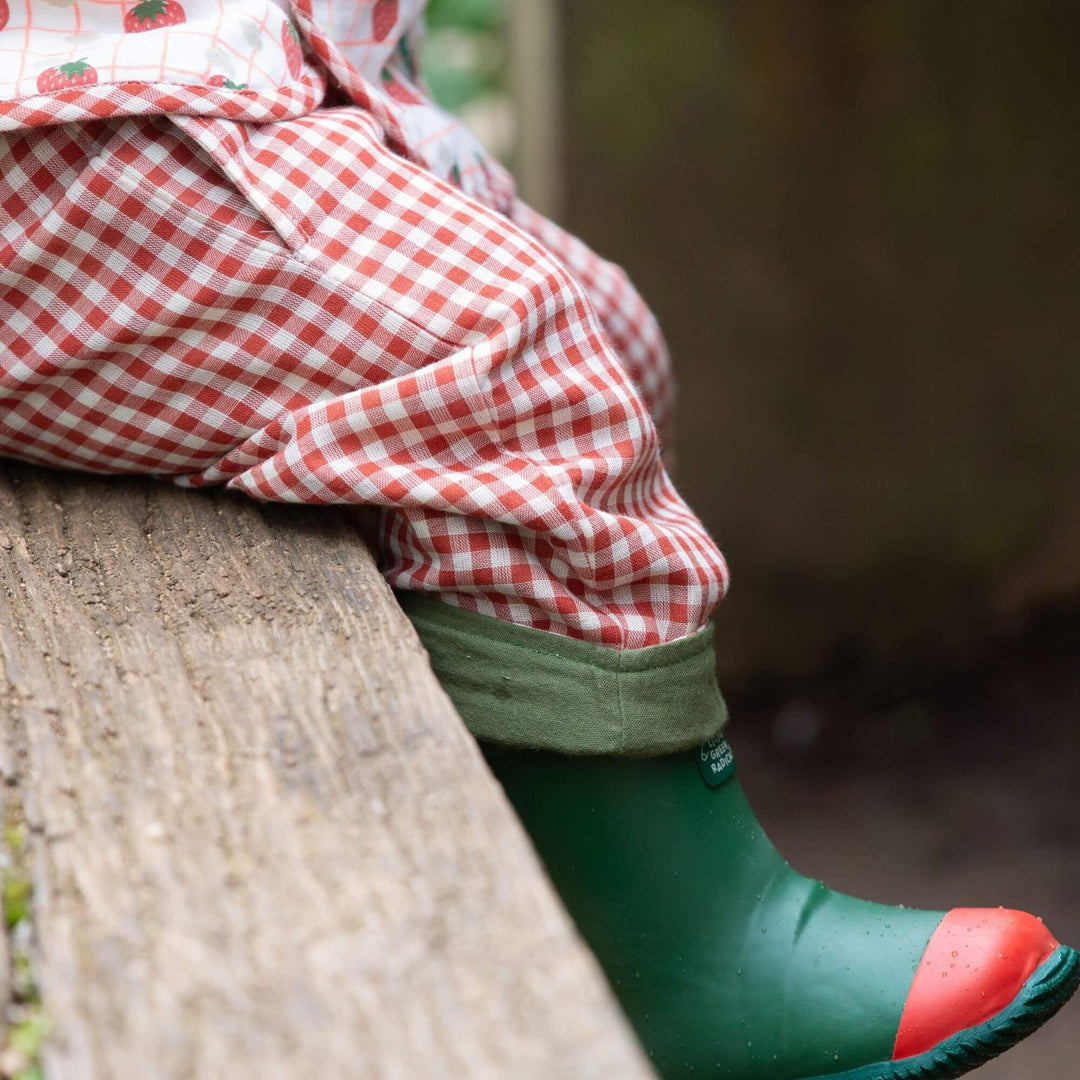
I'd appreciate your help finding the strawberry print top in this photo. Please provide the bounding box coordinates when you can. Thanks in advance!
[0,0,514,210]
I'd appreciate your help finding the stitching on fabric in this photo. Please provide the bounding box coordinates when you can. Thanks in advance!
[615,658,628,754]
[0,79,318,105]
[407,615,713,675]
[166,115,316,250]
[77,119,294,256]
[0,76,324,125]
[94,159,295,256]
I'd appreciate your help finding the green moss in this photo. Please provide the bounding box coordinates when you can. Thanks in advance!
[11,953,39,1007]
[3,806,31,932]
[8,1009,49,1079]
[3,875,31,933]
[3,819,24,855]
[2,799,47,1077]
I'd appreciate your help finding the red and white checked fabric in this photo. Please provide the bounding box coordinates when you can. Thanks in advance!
[0,111,728,648]
[510,198,674,445]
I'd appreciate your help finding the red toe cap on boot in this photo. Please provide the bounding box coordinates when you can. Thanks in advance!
[893,907,1060,1060]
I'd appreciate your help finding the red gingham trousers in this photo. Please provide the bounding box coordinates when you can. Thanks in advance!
[0,110,728,649]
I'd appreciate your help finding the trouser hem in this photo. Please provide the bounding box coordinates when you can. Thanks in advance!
[397,593,728,756]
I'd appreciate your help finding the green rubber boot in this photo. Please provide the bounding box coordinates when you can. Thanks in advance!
[485,738,1079,1080]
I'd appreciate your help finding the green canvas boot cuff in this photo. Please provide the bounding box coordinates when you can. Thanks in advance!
[395,592,728,755]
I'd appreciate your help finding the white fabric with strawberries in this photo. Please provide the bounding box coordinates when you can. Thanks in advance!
[0,0,511,206]
[0,0,303,99]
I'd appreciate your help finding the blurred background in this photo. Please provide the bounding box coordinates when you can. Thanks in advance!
[426,4,1080,1075]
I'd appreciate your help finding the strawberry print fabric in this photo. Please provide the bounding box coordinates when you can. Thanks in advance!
[0,112,728,648]
[0,0,513,207]
[0,0,323,111]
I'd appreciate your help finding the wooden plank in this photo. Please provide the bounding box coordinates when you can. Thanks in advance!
[0,462,654,1080]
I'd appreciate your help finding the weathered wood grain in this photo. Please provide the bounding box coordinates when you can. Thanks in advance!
[0,461,653,1080]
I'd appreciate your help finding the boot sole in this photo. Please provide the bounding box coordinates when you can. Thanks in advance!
[802,944,1080,1080]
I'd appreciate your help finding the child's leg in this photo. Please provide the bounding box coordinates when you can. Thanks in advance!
[0,113,725,688]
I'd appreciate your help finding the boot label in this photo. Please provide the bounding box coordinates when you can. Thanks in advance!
[695,732,736,787]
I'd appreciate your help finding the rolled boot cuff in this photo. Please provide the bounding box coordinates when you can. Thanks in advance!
[396,593,728,755]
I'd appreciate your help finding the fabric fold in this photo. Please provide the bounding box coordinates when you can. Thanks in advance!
[398,592,728,755]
